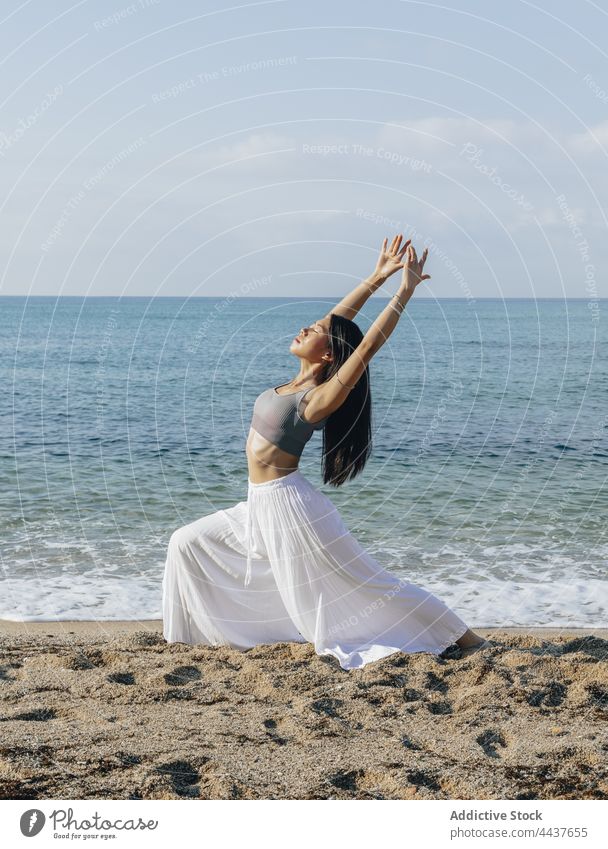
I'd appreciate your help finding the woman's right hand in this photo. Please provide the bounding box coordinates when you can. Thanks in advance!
[400,243,430,294]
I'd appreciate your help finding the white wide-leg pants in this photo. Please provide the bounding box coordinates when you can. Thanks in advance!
[162,468,469,670]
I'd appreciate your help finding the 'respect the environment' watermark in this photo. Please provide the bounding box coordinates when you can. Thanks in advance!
[555,193,600,323]
[354,208,476,304]
[40,137,147,251]
[151,56,298,102]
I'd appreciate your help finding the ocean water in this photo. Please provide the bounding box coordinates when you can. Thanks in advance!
[1,296,606,628]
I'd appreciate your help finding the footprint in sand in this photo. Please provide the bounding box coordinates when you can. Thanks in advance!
[476,729,508,758]
[154,759,200,798]
[0,666,16,683]
[106,672,135,685]
[310,697,344,718]
[526,681,567,708]
[324,767,410,800]
[425,671,449,694]
[326,768,361,792]
[586,683,608,711]
[403,688,422,702]
[262,718,288,746]
[65,650,104,670]
[406,769,441,791]
[163,665,201,686]
[8,708,57,722]
[426,700,453,715]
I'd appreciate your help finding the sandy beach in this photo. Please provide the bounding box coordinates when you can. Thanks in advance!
[0,621,606,800]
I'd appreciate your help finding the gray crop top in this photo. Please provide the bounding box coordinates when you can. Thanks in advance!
[250,383,329,458]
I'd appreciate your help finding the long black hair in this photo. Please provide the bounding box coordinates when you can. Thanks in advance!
[318,313,373,487]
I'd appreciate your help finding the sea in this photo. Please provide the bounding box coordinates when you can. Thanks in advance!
[1,296,606,627]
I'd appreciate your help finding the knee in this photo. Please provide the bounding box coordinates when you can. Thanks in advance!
[169,525,194,556]
[168,510,223,557]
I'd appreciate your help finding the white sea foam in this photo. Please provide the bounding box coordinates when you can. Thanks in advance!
[0,572,163,621]
[0,554,605,627]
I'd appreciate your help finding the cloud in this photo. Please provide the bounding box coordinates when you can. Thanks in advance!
[566,119,608,156]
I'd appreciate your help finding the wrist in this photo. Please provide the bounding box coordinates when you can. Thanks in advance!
[396,284,415,302]
[365,271,386,289]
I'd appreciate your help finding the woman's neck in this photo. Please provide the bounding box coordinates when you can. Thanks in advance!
[292,363,324,386]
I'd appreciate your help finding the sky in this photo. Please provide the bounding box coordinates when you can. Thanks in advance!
[0,0,607,299]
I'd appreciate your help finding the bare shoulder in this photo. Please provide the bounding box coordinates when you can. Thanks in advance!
[298,380,344,424]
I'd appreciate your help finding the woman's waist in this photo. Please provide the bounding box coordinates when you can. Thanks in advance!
[247,466,305,491]
[247,427,302,463]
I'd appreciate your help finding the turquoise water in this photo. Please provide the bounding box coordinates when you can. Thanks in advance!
[1,296,606,626]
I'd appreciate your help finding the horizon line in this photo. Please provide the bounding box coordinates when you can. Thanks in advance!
[1,295,605,301]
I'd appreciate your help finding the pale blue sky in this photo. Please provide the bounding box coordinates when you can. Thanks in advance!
[1,0,607,298]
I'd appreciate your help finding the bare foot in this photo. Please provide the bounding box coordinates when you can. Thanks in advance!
[456,629,487,650]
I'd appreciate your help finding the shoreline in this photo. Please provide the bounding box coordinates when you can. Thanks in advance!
[0,619,605,639]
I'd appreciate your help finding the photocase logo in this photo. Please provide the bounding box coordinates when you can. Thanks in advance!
[20,809,46,837]
[18,806,158,837]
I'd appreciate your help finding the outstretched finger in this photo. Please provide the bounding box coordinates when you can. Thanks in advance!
[390,234,399,253]
[381,237,388,252]
[397,239,410,260]
[420,247,429,268]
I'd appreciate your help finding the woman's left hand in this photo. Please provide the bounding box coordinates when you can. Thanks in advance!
[400,243,431,293]
[373,234,411,281]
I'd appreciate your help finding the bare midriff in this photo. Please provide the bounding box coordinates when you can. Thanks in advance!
[246,426,301,483]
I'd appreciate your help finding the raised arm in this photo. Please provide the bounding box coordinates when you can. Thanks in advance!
[306,243,430,422]
[323,234,411,321]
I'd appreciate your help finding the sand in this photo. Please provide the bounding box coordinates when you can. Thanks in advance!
[0,621,606,800]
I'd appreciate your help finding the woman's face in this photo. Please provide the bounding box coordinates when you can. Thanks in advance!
[290,315,332,362]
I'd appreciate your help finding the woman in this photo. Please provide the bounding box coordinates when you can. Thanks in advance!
[162,235,492,669]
